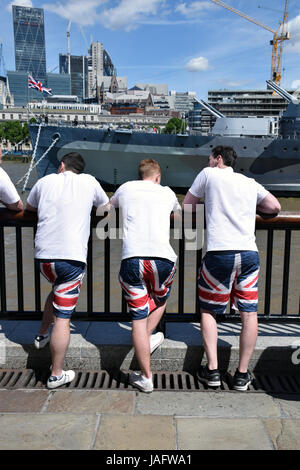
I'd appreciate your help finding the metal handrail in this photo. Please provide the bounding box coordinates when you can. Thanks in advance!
[0,208,299,323]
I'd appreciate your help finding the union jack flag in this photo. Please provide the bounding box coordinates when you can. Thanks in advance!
[40,262,84,315]
[28,75,52,95]
[198,252,259,314]
[119,259,176,317]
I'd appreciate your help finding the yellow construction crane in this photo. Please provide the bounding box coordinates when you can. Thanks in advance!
[210,0,290,86]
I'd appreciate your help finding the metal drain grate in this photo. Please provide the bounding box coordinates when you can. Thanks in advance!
[0,369,300,393]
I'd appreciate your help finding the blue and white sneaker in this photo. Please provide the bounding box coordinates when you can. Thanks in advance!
[47,370,75,389]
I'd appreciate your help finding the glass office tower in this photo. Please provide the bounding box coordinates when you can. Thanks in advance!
[13,5,47,83]
[59,54,88,102]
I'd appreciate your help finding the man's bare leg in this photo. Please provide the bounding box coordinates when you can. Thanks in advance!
[201,310,218,370]
[132,318,151,379]
[50,317,70,377]
[238,311,258,373]
[38,292,54,335]
[147,302,166,337]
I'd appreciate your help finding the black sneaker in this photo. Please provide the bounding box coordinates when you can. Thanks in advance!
[233,369,253,391]
[197,365,221,387]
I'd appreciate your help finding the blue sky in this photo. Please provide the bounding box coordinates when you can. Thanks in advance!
[1,0,300,99]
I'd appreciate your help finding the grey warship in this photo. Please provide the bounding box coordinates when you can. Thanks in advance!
[29,81,300,195]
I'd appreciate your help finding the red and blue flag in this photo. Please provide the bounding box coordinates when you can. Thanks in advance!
[28,75,52,95]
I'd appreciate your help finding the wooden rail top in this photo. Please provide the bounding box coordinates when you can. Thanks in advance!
[0,208,299,228]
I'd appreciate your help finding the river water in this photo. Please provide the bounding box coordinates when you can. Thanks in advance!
[1,161,300,316]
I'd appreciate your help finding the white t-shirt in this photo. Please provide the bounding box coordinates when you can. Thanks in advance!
[189,167,268,252]
[110,180,181,262]
[27,171,109,263]
[0,167,20,205]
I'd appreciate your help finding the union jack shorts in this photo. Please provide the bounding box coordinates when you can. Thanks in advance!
[198,251,260,314]
[37,260,86,319]
[119,257,176,320]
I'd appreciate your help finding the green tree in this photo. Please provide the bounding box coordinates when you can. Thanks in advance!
[163,117,186,134]
[0,123,5,142]
[22,122,29,142]
[3,121,24,145]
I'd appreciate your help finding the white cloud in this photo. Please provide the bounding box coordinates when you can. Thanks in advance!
[7,0,33,10]
[225,81,244,87]
[42,0,105,26]
[291,80,300,90]
[176,1,214,18]
[100,0,166,31]
[42,0,166,31]
[285,14,300,53]
[185,56,211,72]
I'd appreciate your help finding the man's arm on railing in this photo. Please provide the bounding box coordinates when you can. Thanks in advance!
[25,202,37,212]
[256,192,281,219]
[182,190,202,212]
[1,199,23,212]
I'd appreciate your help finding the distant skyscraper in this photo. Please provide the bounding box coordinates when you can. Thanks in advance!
[59,54,88,102]
[13,5,47,83]
[87,42,116,99]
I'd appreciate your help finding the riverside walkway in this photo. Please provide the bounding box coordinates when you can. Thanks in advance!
[0,320,300,451]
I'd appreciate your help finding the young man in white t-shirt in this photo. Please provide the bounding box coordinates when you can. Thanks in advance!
[183,146,281,391]
[26,152,109,389]
[0,148,23,212]
[110,159,180,392]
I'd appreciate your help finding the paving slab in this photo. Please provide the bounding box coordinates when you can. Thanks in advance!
[263,419,300,450]
[46,390,135,415]
[93,415,175,450]
[0,390,49,412]
[176,418,273,450]
[273,395,300,418]
[135,391,281,418]
[0,413,97,450]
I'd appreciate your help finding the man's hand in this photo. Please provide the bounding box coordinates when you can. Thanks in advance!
[25,202,37,212]
[2,199,23,212]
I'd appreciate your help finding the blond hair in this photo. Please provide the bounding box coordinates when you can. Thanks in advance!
[138,158,161,180]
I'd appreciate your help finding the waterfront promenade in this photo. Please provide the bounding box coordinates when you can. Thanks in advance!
[0,320,300,450]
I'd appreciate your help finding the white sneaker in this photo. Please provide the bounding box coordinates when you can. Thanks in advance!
[150,332,164,354]
[34,333,50,349]
[47,370,75,389]
[129,372,153,393]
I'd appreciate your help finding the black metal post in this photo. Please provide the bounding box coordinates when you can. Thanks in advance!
[264,229,274,316]
[33,227,41,313]
[15,226,24,313]
[104,236,110,315]
[281,229,291,316]
[87,230,93,317]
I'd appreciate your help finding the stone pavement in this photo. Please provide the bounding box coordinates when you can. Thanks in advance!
[0,388,299,450]
[0,320,300,450]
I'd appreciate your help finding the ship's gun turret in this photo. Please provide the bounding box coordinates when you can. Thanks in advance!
[267,80,300,139]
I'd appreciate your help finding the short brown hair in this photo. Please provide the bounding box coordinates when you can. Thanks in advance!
[212,146,237,168]
[138,158,161,180]
[60,152,85,174]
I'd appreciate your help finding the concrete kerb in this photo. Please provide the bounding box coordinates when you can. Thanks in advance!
[0,320,300,373]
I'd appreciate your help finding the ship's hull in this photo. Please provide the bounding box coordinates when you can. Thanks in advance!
[29,124,300,194]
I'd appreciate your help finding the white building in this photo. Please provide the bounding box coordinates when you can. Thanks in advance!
[87,42,127,99]
[135,83,168,95]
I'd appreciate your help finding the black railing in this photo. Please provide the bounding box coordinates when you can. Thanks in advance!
[0,208,299,324]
